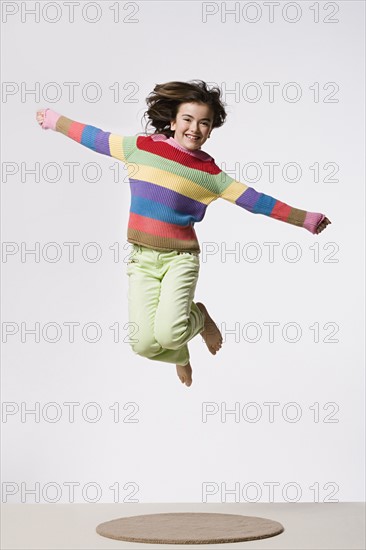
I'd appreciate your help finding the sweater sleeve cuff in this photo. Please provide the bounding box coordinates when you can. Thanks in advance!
[42,108,61,130]
[303,212,325,234]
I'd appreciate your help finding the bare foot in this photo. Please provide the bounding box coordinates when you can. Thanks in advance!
[196,302,223,355]
[176,362,193,387]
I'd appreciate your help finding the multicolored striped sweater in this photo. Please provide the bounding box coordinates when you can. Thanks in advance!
[41,108,325,254]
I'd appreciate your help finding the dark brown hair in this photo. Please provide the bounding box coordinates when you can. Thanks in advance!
[140,80,228,138]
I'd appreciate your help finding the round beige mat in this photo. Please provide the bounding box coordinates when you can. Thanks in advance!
[96,512,284,544]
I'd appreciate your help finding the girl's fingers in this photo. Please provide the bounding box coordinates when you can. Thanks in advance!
[36,109,46,121]
[316,217,332,233]
[316,221,331,233]
[36,109,45,126]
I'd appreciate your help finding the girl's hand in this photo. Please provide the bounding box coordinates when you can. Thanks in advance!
[36,109,46,127]
[315,216,331,234]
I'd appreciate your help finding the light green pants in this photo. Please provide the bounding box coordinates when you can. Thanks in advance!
[126,243,205,366]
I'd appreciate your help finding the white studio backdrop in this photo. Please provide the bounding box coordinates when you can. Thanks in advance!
[1,1,365,504]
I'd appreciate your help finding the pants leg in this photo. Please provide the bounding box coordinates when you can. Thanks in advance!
[153,252,204,360]
[126,244,205,365]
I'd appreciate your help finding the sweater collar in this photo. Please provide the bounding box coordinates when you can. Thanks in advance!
[150,133,213,162]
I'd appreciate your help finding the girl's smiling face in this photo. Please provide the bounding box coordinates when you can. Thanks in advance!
[170,102,214,151]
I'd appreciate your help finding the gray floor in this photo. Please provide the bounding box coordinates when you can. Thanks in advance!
[1,502,365,549]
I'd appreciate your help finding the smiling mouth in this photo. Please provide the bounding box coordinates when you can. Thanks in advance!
[185,134,200,141]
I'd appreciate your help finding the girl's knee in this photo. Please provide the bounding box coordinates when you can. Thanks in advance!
[130,338,157,358]
[154,326,184,350]
[129,326,187,355]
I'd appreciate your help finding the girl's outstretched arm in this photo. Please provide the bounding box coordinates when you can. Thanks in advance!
[36,108,134,164]
[218,176,331,235]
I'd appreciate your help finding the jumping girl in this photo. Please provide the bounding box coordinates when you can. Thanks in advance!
[36,79,331,388]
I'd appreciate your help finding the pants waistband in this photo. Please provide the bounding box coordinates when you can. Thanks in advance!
[132,244,199,256]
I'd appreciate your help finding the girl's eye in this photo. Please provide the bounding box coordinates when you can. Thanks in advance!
[183,119,209,126]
